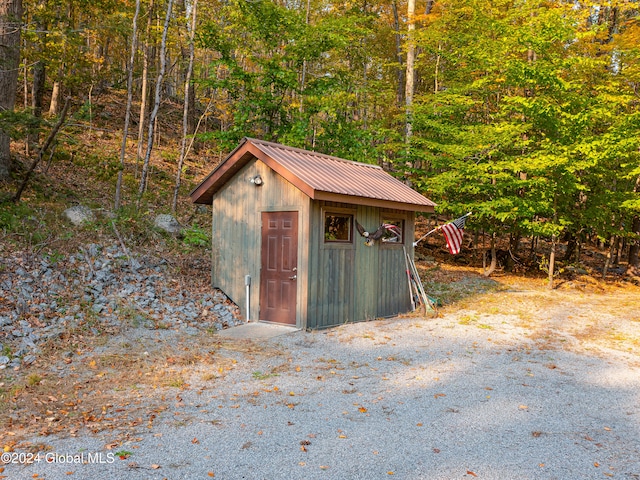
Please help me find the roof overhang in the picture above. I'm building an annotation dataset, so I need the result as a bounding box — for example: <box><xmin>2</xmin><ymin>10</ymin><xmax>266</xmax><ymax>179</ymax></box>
<box><xmin>191</xmin><ymin>138</ymin><xmax>436</xmax><ymax>213</ymax></box>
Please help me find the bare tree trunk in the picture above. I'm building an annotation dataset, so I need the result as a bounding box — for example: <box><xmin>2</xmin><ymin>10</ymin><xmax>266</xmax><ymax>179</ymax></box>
<box><xmin>298</xmin><ymin>0</ymin><xmax>311</xmax><ymax>114</ymax></box>
<box><xmin>48</xmin><ymin>75</ymin><xmax>62</xmax><ymax>116</ymax></box>
<box><xmin>391</xmin><ymin>0</ymin><xmax>403</xmax><ymax>107</ymax></box>
<box><xmin>629</xmin><ymin>177</ymin><xmax>640</xmax><ymax>273</ymax></box>
<box><xmin>138</xmin><ymin>0</ymin><xmax>174</xmax><ymax>201</ymax></box>
<box><xmin>115</xmin><ymin>0</ymin><xmax>141</xmax><ymax>210</ymax></box>
<box><xmin>484</xmin><ymin>233</ymin><xmax>497</xmax><ymax>277</ymax></box>
<box><xmin>136</xmin><ymin>0</ymin><xmax>155</xmax><ymax>173</ymax></box>
<box><xmin>13</xmin><ymin>97</ymin><xmax>70</xmax><ymax>202</ymax></box>
<box><xmin>404</xmin><ymin>0</ymin><xmax>415</xmax><ymax>143</ymax></box>
<box><xmin>172</xmin><ymin>0</ymin><xmax>197</xmax><ymax>213</ymax></box>
<box><xmin>548</xmin><ymin>234</ymin><xmax>557</xmax><ymax>288</ymax></box>
<box><xmin>0</xmin><ymin>0</ymin><xmax>23</xmax><ymax>179</ymax></box>
<box><xmin>602</xmin><ymin>235</ymin><xmax>616</xmax><ymax>279</ymax></box>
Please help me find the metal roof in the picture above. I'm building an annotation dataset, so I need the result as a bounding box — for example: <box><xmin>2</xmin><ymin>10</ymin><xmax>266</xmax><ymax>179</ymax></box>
<box><xmin>190</xmin><ymin>138</ymin><xmax>436</xmax><ymax>212</ymax></box>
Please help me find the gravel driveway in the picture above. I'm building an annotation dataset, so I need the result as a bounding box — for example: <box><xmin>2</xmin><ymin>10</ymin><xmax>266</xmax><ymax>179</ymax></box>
<box><xmin>3</xmin><ymin>289</ymin><xmax>640</xmax><ymax>480</ymax></box>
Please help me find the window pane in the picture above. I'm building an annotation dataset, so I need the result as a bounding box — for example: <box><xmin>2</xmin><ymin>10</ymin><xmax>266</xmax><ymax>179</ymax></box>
<box><xmin>381</xmin><ymin>219</ymin><xmax>403</xmax><ymax>243</ymax></box>
<box><xmin>324</xmin><ymin>214</ymin><xmax>352</xmax><ymax>242</ymax></box>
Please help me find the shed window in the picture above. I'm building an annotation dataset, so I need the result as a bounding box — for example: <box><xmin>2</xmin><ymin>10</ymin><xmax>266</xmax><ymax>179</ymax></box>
<box><xmin>381</xmin><ymin>219</ymin><xmax>404</xmax><ymax>244</ymax></box>
<box><xmin>324</xmin><ymin>213</ymin><xmax>353</xmax><ymax>243</ymax></box>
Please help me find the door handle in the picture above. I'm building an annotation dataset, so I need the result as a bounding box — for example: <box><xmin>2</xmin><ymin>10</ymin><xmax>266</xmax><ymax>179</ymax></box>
<box><xmin>289</xmin><ymin>274</ymin><xmax>297</xmax><ymax>280</ymax></box>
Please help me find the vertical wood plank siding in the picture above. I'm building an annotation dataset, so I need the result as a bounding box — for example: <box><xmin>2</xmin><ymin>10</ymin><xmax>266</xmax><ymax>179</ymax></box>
<box><xmin>306</xmin><ymin>201</ymin><xmax>413</xmax><ymax>329</ymax></box>
<box><xmin>211</xmin><ymin>159</ymin><xmax>309</xmax><ymax>325</ymax></box>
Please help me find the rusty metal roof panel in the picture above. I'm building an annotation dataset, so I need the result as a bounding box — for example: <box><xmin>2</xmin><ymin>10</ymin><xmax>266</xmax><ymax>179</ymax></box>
<box><xmin>191</xmin><ymin>138</ymin><xmax>436</xmax><ymax>210</ymax></box>
<box><xmin>249</xmin><ymin>139</ymin><xmax>436</xmax><ymax>209</ymax></box>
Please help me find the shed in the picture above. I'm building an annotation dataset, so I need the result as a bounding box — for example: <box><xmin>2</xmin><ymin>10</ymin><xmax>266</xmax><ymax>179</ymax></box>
<box><xmin>190</xmin><ymin>138</ymin><xmax>436</xmax><ymax>329</ymax></box>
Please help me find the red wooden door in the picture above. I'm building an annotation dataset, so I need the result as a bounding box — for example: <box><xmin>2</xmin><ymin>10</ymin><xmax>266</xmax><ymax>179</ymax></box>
<box><xmin>260</xmin><ymin>211</ymin><xmax>298</xmax><ymax>325</ymax></box>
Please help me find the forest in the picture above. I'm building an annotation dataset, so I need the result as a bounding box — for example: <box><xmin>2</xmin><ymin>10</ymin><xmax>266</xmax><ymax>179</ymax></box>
<box><xmin>1</xmin><ymin>0</ymin><xmax>639</xmax><ymax>278</ymax></box>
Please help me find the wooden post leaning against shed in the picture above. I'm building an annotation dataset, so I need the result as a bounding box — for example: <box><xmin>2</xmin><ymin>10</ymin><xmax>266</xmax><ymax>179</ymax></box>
<box><xmin>403</xmin><ymin>246</ymin><xmax>416</xmax><ymax>311</ymax></box>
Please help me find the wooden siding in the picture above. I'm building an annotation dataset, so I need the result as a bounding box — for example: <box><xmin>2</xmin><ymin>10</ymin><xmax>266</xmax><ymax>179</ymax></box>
<box><xmin>211</xmin><ymin>159</ymin><xmax>310</xmax><ymax>326</ymax></box>
<box><xmin>377</xmin><ymin>209</ymin><xmax>414</xmax><ymax>317</ymax></box>
<box><xmin>306</xmin><ymin>201</ymin><xmax>413</xmax><ymax>329</ymax></box>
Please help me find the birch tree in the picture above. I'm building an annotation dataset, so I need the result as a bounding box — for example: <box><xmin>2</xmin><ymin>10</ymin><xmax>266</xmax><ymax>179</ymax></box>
<box><xmin>172</xmin><ymin>0</ymin><xmax>197</xmax><ymax>213</ymax></box>
<box><xmin>138</xmin><ymin>0</ymin><xmax>173</xmax><ymax>201</ymax></box>
<box><xmin>115</xmin><ymin>0</ymin><xmax>141</xmax><ymax>210</ymax></box>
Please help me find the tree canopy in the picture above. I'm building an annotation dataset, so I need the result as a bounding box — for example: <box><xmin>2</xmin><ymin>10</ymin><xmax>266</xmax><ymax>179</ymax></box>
<box><xmin>3</xmin><ymin>0</ymin><xmax>640</xmax><ymax>273</ymax></box>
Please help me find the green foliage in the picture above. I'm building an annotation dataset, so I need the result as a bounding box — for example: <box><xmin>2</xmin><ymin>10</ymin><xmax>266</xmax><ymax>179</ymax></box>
<box><xmin>0</xmin><ymin>202</ymin><xmax>34</xmax><ymax>233</ymax></box>
<box><xmin>405</xmin><ymin>0</ymin><xmax>640</xmax><ymax>246</ymax></box>
<box><xmin>182</xmin><ymin>224</ymin><xmax>209</xmax><ymax>248</ymax></box>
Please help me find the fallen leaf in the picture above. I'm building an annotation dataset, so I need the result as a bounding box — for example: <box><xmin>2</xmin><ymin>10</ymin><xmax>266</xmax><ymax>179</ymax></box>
<box><xmin>151</xmin><ymin>464</ymin><xmax>160</xmax><ymax>469</ymax></box>
<box><xmin>358</xmin><ymin>407</ymin><xmax>367</xmax><ymax>413</ymax></box>
<box><xmin>518</xmin><ymin>405</ymin><xmax>528</xmax><ymax>410</ymax></box>
<box><xmin>604</xmin><ymin>427</ymin><xmax>611</xmax><ymax>431</ymax></box>
<box><xmin>319</xmin><ymin>466</ymin><xmax>329</xmax><ymax>470</ymax></box>
<box><xmin>338</xmin><ymin>435</ymin><xmax>347</xmax><ymax>439</ymax></box>
<box><xmin>594</xmin><ymin>462</ymin><xmax>600</xmax><ymax>468</ymax></box>
<box><xmin>300</xmin><ymin>446</ymin><xmax>307</xmax><ymax>452</ymax></box>
<box><xmin>299</xmin><ymin>462</ymin><xmax>306</xmax><ymax>466</ymax></box>
<box><xmin>191</xmin><ymin>438</ymin><xmax>199</xmax><ymax>444</ymax></box>
<box><xmin>434</xmin><ymin>393</ymin><xmax>446</xmax><ymax>399</ymax></box>
<box><xmin>433</xmin><ymin>448</ymin><xmax>440</xmax><ymax>453</ymax></box>
<box><xmin>466</xmin><ymin>471</ymin><xmax>477</xmax><ymax>477</ymax></box>
<box><xmin>417</xmin><ymin>423</ymin><xmax>423</xmax><ymax>427</ymax></box>
<box><xmin>207</xmin><ymin>472</ymin><xmax>215</xmax><ymax>477</ymax></box>
<box><xmin>388</xmin><ymin>472</ymin><xmax>395</xmax><ymax>475</ymax></box>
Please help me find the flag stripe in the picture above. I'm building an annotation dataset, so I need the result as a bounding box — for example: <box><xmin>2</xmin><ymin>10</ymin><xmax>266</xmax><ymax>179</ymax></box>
<box><xmin>441</xmin><ymin>223</ymin><xmax>463</xmax><ymax>254</ymax></box>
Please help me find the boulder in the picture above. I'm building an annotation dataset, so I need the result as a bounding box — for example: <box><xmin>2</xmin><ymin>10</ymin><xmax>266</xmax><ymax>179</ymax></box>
<box><xmin>154</xmin><ymin>214</ymin><xmax>182</xmax><ymax>235</ymax></box>
<box><xmin>63</xmin><ymin>206</ymin><xmax>95</xmax><ymax>226</ymax></box>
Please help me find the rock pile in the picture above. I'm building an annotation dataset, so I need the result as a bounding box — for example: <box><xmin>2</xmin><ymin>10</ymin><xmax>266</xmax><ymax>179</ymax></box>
<box><xmin>0</xmin><ymin>243</ymin><xmax>242</xmax><ymax>369</ymax></box>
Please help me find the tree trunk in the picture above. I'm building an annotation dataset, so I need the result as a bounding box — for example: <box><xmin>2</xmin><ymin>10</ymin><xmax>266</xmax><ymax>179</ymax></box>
<box><xmin>548</xmin><ymin>234</ymin><xmax>557</xmax><ymax>289</ymax></box>
<box><xmin>629</xmin><ymin>214</ymin><xmax>640</xmax><ymax>272</ymax></box>
<box><xmin>404</xmin><ymin>0</ymin><xmax>415</xmax><ymax>143</ymax></box>
<box><xmin>115</xmin><ymin>0</ymin><xmax>141</xmax><ymax>210</ymax></box>
<box><xmin>136</xmin><ymin>0</ymin><xmax>155</xmax><ymax>172</ymax></box>
<box><xmin>172</xmin><ymin>0</ymin><xmax>197</xmax><ymax>213</ymax></box>
<box><xmin>602</xmin><ymin>235</ymin><xmax>616</xmax><ymax>279</ymax></box>
<box><xmin>484</xmin><ymin>234</ymin><xmax>497</xmax><ymax>277</ymax></box>
<box><xmin>628</xmin><ymin>176</ymin><xmax>640</xmax><ymax>273</ymax></box>
<box><xmin>0</xmin><ymin>0</ymin><xmax>23</xmax><ymax>179</ymax></box>
<box><xmin>138</xmin><ymin>0</ymin><xmax>174</xmax><ymax>201</ymax></box>
<box><xmin>13</xmin><ymin>97</ymin><xmax>70</xmax><ymax>202</ymax></box>
<box><xmin>49</xmin><ymin>79</ymin><xmax>62</xmax><ymax>116</ymax></box>
<box><xmin>391</xmin><ymin>0</ymin><xmax>403</xmax><ymax>107</ymax></box>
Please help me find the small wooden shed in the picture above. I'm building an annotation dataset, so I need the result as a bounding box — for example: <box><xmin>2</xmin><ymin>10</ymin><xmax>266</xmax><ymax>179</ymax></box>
<box><xmin>190</xmin><ymin>138</ymin><xmax>436</xmax><ymax>329</ymax></box>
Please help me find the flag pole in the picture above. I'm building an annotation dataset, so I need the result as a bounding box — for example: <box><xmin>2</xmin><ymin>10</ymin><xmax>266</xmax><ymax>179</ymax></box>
<box><xmin>412</xmin><ymin>226</ymin><xmax>441</xmax><ymax>247</ymax></box>
<box><xmin>413</xmin><ymin>212</ymin><xmax>472</xmax><ymax>247</ymax></box>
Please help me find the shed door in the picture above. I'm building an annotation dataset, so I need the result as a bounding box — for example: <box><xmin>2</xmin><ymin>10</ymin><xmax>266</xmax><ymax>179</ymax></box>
<box><xmin>260</xmin><ymin>211</ymin><xmax>298</xmax><ymax>325</ymax></box>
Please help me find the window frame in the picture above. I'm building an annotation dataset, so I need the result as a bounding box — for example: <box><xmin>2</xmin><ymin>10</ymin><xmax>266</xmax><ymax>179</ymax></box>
<box><xmin>322</xmin><ymin>208</ymin><xmax>355</xmax><ymax>247</ymax></box>
<box><xmin>379</xmin><ymin>216</ymin><xmax>406</xmax><ymax>247</ymax></box>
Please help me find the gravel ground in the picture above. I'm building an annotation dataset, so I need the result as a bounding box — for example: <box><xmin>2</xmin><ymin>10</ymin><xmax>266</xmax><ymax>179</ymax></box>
<box><xmin>3</xmin><ymin>305</ymin><xmax>640</xmax><ymax>480</ymax></box>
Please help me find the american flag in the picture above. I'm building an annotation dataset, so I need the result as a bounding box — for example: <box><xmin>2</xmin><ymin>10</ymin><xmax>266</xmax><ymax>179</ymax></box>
<box><xmin>440</xmin><ymin>213</ymin><xmax>470</xmax><ymax>255</ymax></box>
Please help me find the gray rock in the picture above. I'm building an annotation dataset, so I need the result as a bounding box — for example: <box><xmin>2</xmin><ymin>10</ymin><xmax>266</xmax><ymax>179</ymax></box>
<box><xmin>154</xmin><ymin>214</ymin><xmax>182</xmax><ymax>234</ymax></box>
<box><xmin>0</xmin><ymin>316</ymin><xmax>11</xmax><ymax>327</ymax></box>
<box><xmin>92</xmin><ymin>304</ymin><xmax>105</xmax><ymax>314</ymax></box>
<box><xmin>22</xmin><ymin>354</ymin><xmax>36</xmax><ymax>365</ymax></box>
<box><xmin>0</xmin><ymin>356</ymin><xmax>10</xmax><ymax>365</ymax></box>
<box><xmin>63</xmin><ymin>205</ymin><xmax>96</xmax><ymax>226</ymax></box>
